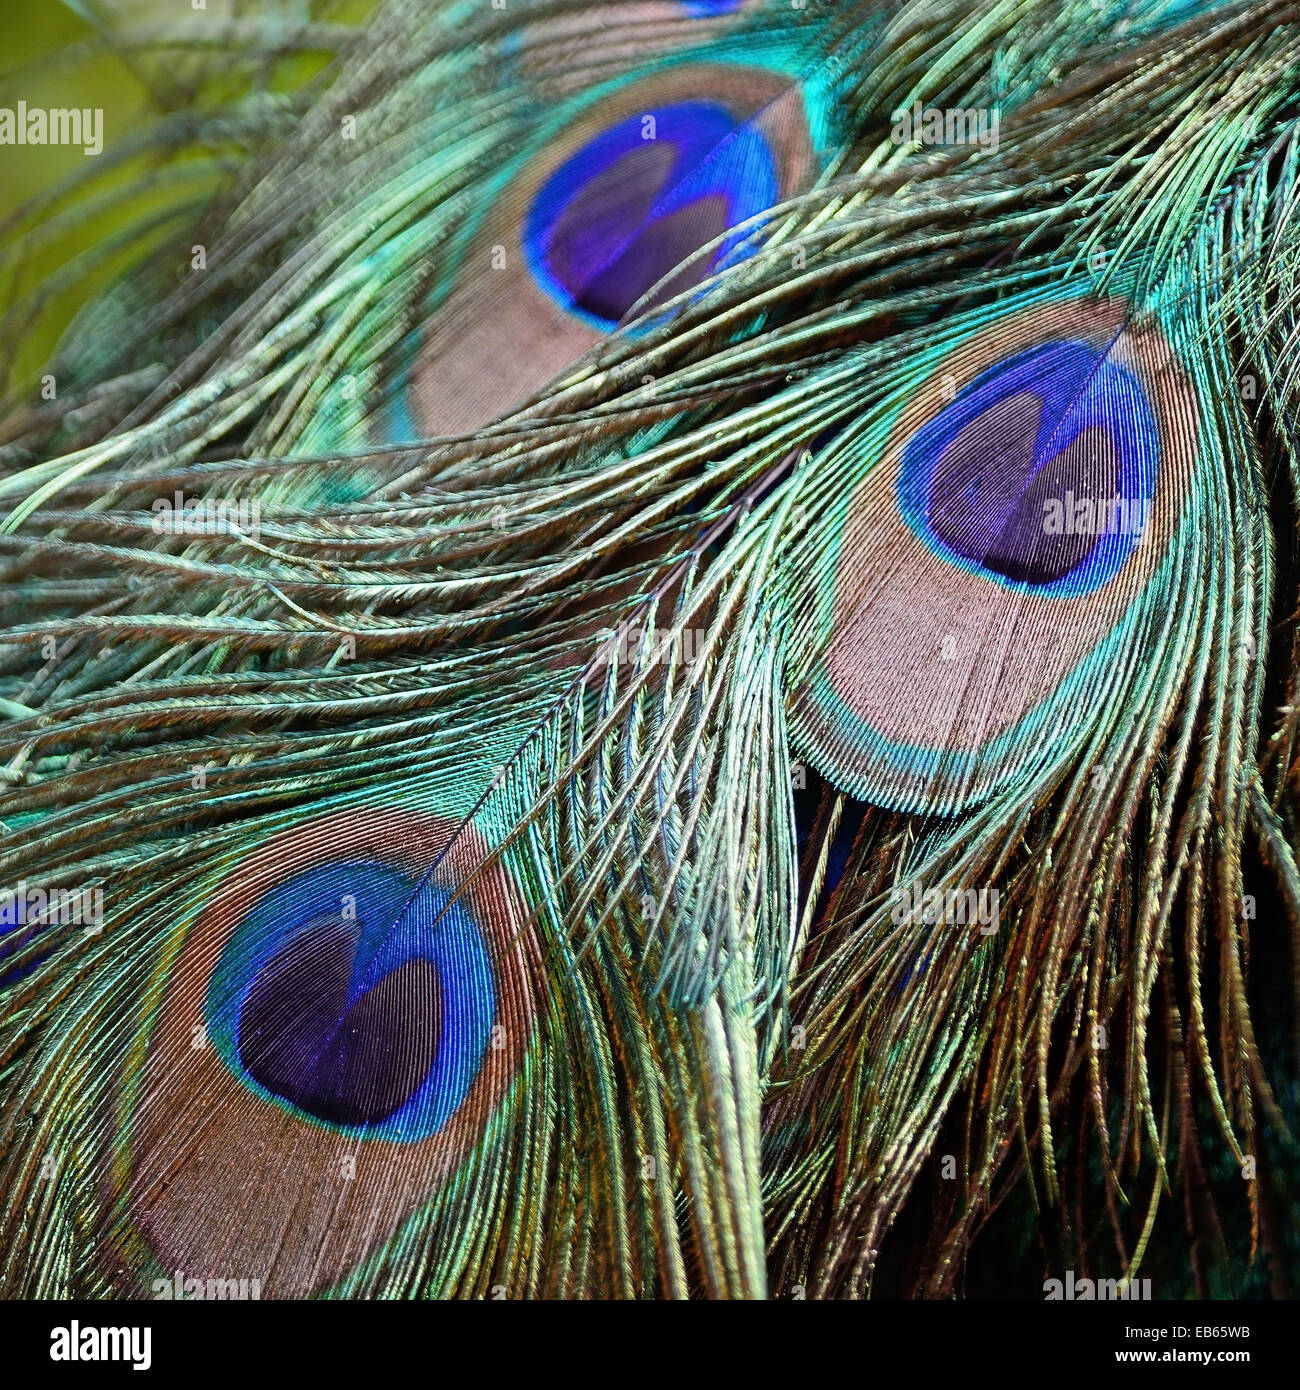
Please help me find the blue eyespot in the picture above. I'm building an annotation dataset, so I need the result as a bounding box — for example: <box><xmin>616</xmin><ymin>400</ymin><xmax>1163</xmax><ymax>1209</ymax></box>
<box><xmin>206</xmin><ymin>861</ymin><xmax>495</xmax><ymax>1140</ymax></box>
<box><xmin>897</xmin><ymin>339</ymin><xmax>1159</xmax><ymax>596</ymax></box>
<box><xmin>524</xmin><ymin>100</ymin><xmax>778</xmax><ymax>329</ymax></box>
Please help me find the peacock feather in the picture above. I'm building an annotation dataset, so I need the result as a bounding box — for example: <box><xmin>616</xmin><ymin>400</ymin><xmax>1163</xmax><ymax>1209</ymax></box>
<box><xmin>0</xmin><ymin>0</ymin><xmax>1297</xmax><ymax>1300</ymax></box>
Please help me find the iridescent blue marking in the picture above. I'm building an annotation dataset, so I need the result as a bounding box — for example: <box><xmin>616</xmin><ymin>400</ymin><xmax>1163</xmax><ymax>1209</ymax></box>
<box><xmin>524</xmin><ymin>100</ymin><xmax>779</xmax><ymax>330</ymax></box>
<box><xmin>896</xmin><ymin>339</ymin><xmax>1159</xmax><ymax>597</ymax></box>
<box><xmin>206</xmin><ymin>861</ymin><xmax>494</xmax><ymax>1141</ymax></box>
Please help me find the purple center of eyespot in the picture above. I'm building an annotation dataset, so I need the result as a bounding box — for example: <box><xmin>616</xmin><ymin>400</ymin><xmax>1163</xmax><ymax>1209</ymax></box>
<box><xmin>897</xmin><ymin>339</ymin><xmax>1160</xmax><ymax>595</ymax></box>
<box><xmin>238</xmin><ymin>918</ymin><xmax>442</xmax><ymax>1127</ymax></box>
<box><xmin>525</xmin><ymin>100</ymin><xmax>779</xmax><ymax>328</ymax></box>
<box><xmin>211</xmin><ymin>861</ymin><xmax>495</xmax><ymax>1139</ymax></box>
<box><xmin>927</xmin><ymin>393</ymin><xmax>1121</xmax><ymax>585</ymax></box>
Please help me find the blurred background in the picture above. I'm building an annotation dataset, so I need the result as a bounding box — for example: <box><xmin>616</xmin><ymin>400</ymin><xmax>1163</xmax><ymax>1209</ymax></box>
<box><xmin>1</xmin><ymin>1</ymin><xmax>370</xmax><ymax>389</ymax></box>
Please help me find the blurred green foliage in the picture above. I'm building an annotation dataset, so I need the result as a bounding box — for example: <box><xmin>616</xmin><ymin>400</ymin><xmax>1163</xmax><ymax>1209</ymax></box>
<box><xmin>0</xmin><ymin>2</ymin><xmax>371</xmax><ymax>393</ymax></box>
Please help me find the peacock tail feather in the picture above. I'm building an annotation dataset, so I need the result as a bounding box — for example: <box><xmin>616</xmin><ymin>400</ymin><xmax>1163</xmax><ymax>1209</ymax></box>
<box><xmin>0</xmin><ymin>0</ymin><xmax>1297</xmax><ymax>1299</ymax></box>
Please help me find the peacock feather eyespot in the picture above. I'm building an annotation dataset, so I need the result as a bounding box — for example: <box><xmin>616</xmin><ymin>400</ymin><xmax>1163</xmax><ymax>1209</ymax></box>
<box><xmin>122</xmin><ymin>810</ymin><xmax>538</xmax><ymax>1296</ymax></box>
<box><xmin>680</xmin><ymin>0</ymin><xmax>749</xmax><ymax>15</ymax></box>
<box><xmin>213</xmin><ymin>862</ymin><xmax>495</xmax><ymax>1137</ymax></box>
<box><xmin>522</xmin><ymin>99</ymin><xmax>780</xmax><ymax>331</ymax></box>
<box><xmin>398</xmin><ymin>60</ymin><xmax>821</xmax><ymax>437</ymax></box>
<box><xmin>896</xmin><ymin>335</ymin><xmax>1160</xmax><ymax>596</ymax></box>
<box><xmin>504</xmin><ymin>3</ymin><xmax>764</xmax><ymax>106</ymax></box>
<box><xmin>790</xmin><ymin>296</ymin><xmax>1199</xmax><ymax>814</ymax></box>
